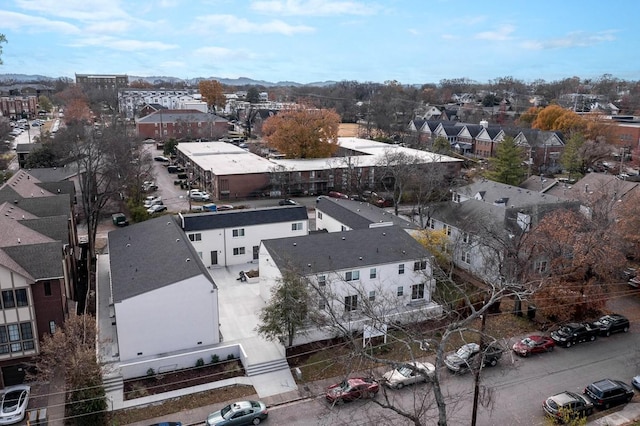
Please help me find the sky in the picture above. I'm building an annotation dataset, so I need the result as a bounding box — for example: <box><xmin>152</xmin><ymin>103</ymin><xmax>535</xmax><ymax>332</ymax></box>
<box><xmin>1</xmin><ymin>0</ymin><xmax>639</xmax><ymax>85</ymax></box>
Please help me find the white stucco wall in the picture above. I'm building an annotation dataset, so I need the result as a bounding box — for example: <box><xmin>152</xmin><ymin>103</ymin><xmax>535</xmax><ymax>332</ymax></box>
<box><xmin>187</xmin><ymin>220</ymin><xmax>308</xmax><ymax>268</ymax></box>
<box><xmin>0</xmin><ymin>266</ymin><xmax>37</xmax><ymax>360</ymax></box>
<box><xmin>115</xmin><ymin>275</ymin><xmax>219</xmax><ymax>362</ymax></box>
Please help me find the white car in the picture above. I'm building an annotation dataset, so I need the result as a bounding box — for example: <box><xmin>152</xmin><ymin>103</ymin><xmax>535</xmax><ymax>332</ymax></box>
<box><xmin>143</xmin><ymin>196</ymin><xmax>162</xmax><ymax>208</ymax></box>
<box><xmin>147</xmin><ymin>204</ymin><xmax>167</xmax><ymax>214</ymax></box>
<box><xmin>189</xmin><ymin>191</ymin><xmax>210</xmax><ymax>202</ymax></box>
<box><xmin>382</xmin><ymin>361</ymin><xmax>435</xmax><ymax>389</ymax></box>
<box><xmin>0</xmin><ymin>385</ymin><xmax>30</xmax><ymax>425</ymax></box>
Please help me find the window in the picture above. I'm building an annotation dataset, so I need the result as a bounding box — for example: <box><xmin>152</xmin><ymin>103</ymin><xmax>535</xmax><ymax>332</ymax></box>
<box><xmin>461</xmin><ymin>251</ymin><xmax>471</xmax><ymax>264</ymax></box>
<box><xmin>2</xmin><ymin>291</ymin><xmax>15</xmax><ymax>309</ymax></box>
<box><xmin>318</xmin><ymin>299</ymin><xmax>326</xmax><ymax>310</ymax></box>
<box><xmin>427</xmin><ymin>218</ymin><xmax>435</xmax><ymax>229</ymax></box>
<box><xmin>49</xmin><ymin>321</ymin><xmax>56</xmax><ymax>335</ymax></box>
<box><xmin>15</xmin><ymin>289</ymin><xmax>28</xmax><ymax>307</ymax></box>
<box><xmin>345</xmin><ymin>270</ymin><xmax>360</xmax><ymax>281</ymax></box>
<box><xmin>444</xmin><ymin>224</ymin><xmax>452</xmax><ymax>236</ymax></box>
<box><xmin>535</xmin><ymin>260</ymin><xmax>549</xmax><ymax>273</ymax></box>
<box><xmin>341</xmin><ymin>225</ymin><xmax>347</xmax><ymax>231</ymax></box>
<box><xmin>253</xmin><ymin>246</ymin><xmax>259</xmax><ymax>260</ymax></box>
<box><xmin>44</xmin><ymin>281</ymin><xmax>52</xmax><ymax>296</ymax></box>
<box><xmin>291</xmin><ymin>222</ymin><xmax>303</xmax><ymax>231</ymax></box>
<box><xmin>232</xmin><ymin>228</ymin><xmax>245</xmax><ymax>237</ymax></box>
<box><xmin>453</xmin><ymin>193</ymin><xmax>461</xmax><ymax>202</ymax></box>
<box><xmin>344</xmin><ymin>295</ymin><xmax>358</xmax><ymax>312</ymax></box>
<box><xmin>462</xmin><ymin>232</ymin><xmax>470</xmax><ymax>244</ymax></box>
<box><xmin>369</xmin><ymin>291</ymin><xmax>376</xmax><ymax>301</ymax></box>
<box><xmin>369</xmin><ymin>268</ymin><xmax>377</xmax><ymax>279</ymax></box>
<box><xmin>398</xmin><ymin>264</ymin><xmax>405</xmax><ymax>275</ymax></box>
<box><xmin>188</xmin><ymin>233</ymin><xmax>201</xmax><ymax>242</ymax></box>
<box><xmin>414</xmin><ymin>260</ymin><xmax>427</xmax><ymax>271</ymax></box>
<box><xmin>317</xmin><ymin>212</ymin><xmax>323</xmax><ymax>219</ymax></box>
<box><xmin>318</xmin><ymin>275</ymin><xmax>326</xmax><ymax>287</ymax></box>
<box><xmin>397</xmin><ymin>286</ymin><xmax>404</xmax><ymax>297</ymax></box>
<box><xmin>233</xmin><ymin>247</ymin><xmax>246</xmax><ymax>256</ymax></box>
<box><xmin>411</xmin><ymin>284</ymin><xmax>425</xmax><ymax>300</ymax></box>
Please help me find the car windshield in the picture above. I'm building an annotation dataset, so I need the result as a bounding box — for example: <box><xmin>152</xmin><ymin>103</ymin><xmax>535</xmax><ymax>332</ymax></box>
<box><xmin>2</xmin><ymin>391</ymin><xmax>23</xmax><ymax>410</ymax></box>
<box><xmin>338</xmin><ymin>381</ymin><xmax>352</xmax><ymax>391</ymax></box>
<box><xmin>456</xmin><ymin>347</ymin><xmax>472</xmax><ymax>358</ymax></box>
<box><xmin>397</xmin><ymin>366</ymin><xmax>413</xmax><ymax>377</ymax></box>
<box><xmin>599</xmin><ymin>316</ymin><xmax>612</xmax><ymax>325</ymax></box>
<box><xmin>521</xmin><ymin>338</ymin><xmax>535</xmax><ymax>347</ymax></box>
<box><xmin>220</xmin><ymin>404</ymin><xmax>232</xmax><ymax>418</ymax></box>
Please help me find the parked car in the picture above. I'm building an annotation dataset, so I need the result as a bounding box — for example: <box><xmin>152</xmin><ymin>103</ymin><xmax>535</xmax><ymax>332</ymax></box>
<box><xmin>382</xmin><ymin>361</ymin><xmax>435</xmax><ymax>389</ymax></box>
<box><xmin>325</xmin><ymin>377</ymin><xmax>379</xmax><ymax>404</ymax></box>
<box><xmin>189</xmin><ymin>191</ymin><xmax>211</xmax><ymax>202</ymax></box>
<box><xmin>543</xmin><ymin>391</ymin><xmax>594</xmax><ymax>422</ymax></box>
<box><xmin>444</xmin><ymin>342</ymin><xmax>503</xmax><ymax>373</ymax></box>
<box><xmin>550</xmin><ymin>323</ymin><xmax>598</xmax><ymax>348</ymax></box>
<box><xmin>512</xmin><ymin>335</ymin><xmax>555</xmax><ymax>357</ymax></box>
<box><xmin>147</xmin><ymin>204</ymin><xmax>167</xmax><ymax>215</ymax></box>
<box><xmin>216</xmin><ymin>204</ymin><xmax>234</xmax><ymax>211</ymax></box>
<box><xmin>142</xmin><ymin>181</ymin><xmax>158</xmax><ymax>192</ymax></box>
<box><xmin>0</xmin><ymin>385</ymin><xmax>30</xmax><ymax>425</ymax></box>
<box><xmin>583</xmin><ymin>379</ymin><xmax>634</xmax><ymax>409</ymax></box>
<box><xmin>144</xmin><ymin>196</ymin><xmax>163</xmax><ymax>208</ymax></box>
<box><xmin>154</xmin><ymin>155</ymin><xmax>170</xmax><ymax>162</ymax></box>
<box><xmin>206</xmin><ymin>400</ymin><xmax>268</xmax><ymax>426</ymax></box>
<box><xmin>591</xmin><ymin>314</ymin><xmax>630</xmax><ymax>336</ymax></box>
<box><xmin>278</xmin><ymin>198</ymin><xmax>297</xmax><ymax>206</ymax></box>
<box><xmin>111</xmin><ymin>213</ymin><xmax>128</xmax><ymax>227</ymax></box>
<box><xmin>632</xmin><ymin>375</ymin><xmax>640</xmax><ymax>391</ymax></box>
<box><xmin>328</xmin><ymin>191</ymin><xmax>349</xmax><ymax>199</ymax></box>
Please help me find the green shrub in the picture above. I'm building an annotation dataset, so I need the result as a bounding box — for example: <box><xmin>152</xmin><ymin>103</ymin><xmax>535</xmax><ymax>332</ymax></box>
<box><xmin>227</xmin><ymin>354</ymin><xmax>235</xmax><ymax>361</ymax></box>
<box><xmin>196</xmin><ymin>358</ymin><xmax>205</xmax><ymax>367</ymax></box>
<box><xmin>211</xmin><ymin>354</ymin><xmax>220</xmax><ymax>364</ymax></box>
<box><xmin>146</xmin><ymin>368</ymin><xmax>155</xmax><ymax>377</ymax></box>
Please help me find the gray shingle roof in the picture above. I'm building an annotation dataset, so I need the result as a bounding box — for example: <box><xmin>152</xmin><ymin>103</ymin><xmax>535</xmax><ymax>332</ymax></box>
<box><xmin>3</xmin><ymin>242</ymin><xmax>64</xmax><ymax>280</ymax></box>
<box><xmin>24</xmin><ymin>166</ymin><xmax>79</xmax><ymax>182</ymax></box>
<box><xmin>19</xmin><ymin>216</ymin><xmax>70</xmax><ymax>245</ymax></box>
<box><xmin>181</xmin><ymin>206</ymin><xmax>308</xmax><ymax>232</ymax></box>
<box><xmin>456</xmin><ymin>179</ymin><xmax>566</xmax><ymax>208</ymax></box>
<box><xmin>316</xmin><ymin>197</ymin><xmax>418</xmax><ymax>231</ymax></box>
<box><xmin>108</xmin><ymin>216</ymin><xmax>215</xmax><ymax>303</ymax></box>
<box><xmin>137</xmin><ymin>109</ymin><xmax>228</xmax><ymax>124</ymax></box>
<box><xmin>0</xmin><ymin>186</ymin><xmax>71</xmax><ymax>218</ymax></box>
<box><xmin>263</xmin><ymin>226</ymin><xmax>429</xmax><ymax>275</ymax></box>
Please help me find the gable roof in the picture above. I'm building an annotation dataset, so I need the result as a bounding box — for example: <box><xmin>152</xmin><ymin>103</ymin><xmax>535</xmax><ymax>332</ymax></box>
<box><xmin>180</xmin><ymin>206</ymin><xmax>308</xmax><ymax>232</ymax></box>
<box><xmin>108</xmin><ymin>216</ymin><xmax>215</xmax><ymax>303</ymax></box>
<box><xmin>316</xmin><ymin>197</ymin><xmax>418</xmax><ymax>231</ymax></box>
<box><xmin>3</xmin><ymin>242</ymin><xmax>64</xmax><ymax>280</ymax></box>
<box><xmin>19</xmin><ymin>216</ymin><xmax>70</xmax><ymax>245</ymax></box>
<box><xmin>137</xmin><ymin>109</ymin><xmax>228</xmax><ymax>124</ymax></box>
<box><xmin>263</xmin><ymin>226</ymin><xmax>429</xmax><ymax>275</ymax></box>
<box><xmin>455</xmin><ymin>179</ymin><xmax>567</xmax><ymax>208</ymax></box>
<box><xmin>23</xmin><ymin>166</ymin><xmax>79</xmax><ymax>182</ymax></box>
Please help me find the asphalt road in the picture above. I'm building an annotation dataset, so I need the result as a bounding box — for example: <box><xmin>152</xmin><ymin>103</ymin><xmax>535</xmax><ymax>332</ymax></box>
<box><xmin>262</xmin><ymin>320</ymin><xmax>640</xmax><ymax>425</ymax></box>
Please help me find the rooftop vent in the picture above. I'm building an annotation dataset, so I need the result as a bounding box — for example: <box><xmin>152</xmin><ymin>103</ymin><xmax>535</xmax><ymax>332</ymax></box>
<box><xmin>186</xmin><ymin>258</ymin><xmax>191</xmax><ymax>262</ymax></box>
<box><xmin>341</xmin><ymin>237</ymin><xmax>346</xmax><ymax>240</ymax></box>
<box><xmin>293</xmin><ymin>242</ymin><xmax>297</xmax><ymax>246</ymax></box>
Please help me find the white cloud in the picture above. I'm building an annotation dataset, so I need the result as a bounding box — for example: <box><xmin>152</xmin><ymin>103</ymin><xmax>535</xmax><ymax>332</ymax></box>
<box><xmin>475</xmin><ymin>24</ymin><xmax>515</xmax><ymax>41</ymax></box>
<box><xmin>250</xmin><ymin>0</ymin><xmax>377</xmax><ymax>16</ymax></box>
<box><xmin>0</xmin><ymin>11</ymin><xmax>80</xmax><ymax>34</ymax></box>
<box><xmin>70</xmin><ymin>36</ymin><xmax>178</xmax><ymax>52</ymax></box>
<box><xmin>194</xmin><ymin>46</ymin><xmax>254</xmax><ymax>61</ymax></box>
<box><xmin>195</xmin><ymin>14</ymin><xmax>314</xmax><ymax>35</ymax></box>
<box><xmin>15</xmin><ymin>0</ymin><xmax>131</xmax><ymax>21</ymax></box>
<box><xmin>521</xmin><ymin>30</ymin><xmax>617</xmax><ymax>50</ymax></box>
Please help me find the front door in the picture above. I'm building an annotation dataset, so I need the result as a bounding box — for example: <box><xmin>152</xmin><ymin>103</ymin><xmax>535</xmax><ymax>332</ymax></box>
<box><xmin>211</xmin><ymin>251</ymin><xmax>218</xmax><ymax>266</ymax></box>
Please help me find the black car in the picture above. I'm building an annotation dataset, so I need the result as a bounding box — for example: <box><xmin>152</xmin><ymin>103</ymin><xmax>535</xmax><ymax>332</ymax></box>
<box><xmin>550</xmin><ymin>323</ymin><xmax>598</xmax><ymax>348</ymax></box>
<box><xmin>583</xmin><ymin>379</ymin><xmax>634</xmax><ymax>409</ymax></box>
<box><xmin>278</xmin><ymin>198</ymin><xmax>297</xmax><ymax>206</ymax></box>
<box><xmin>543</xmin><ymin>391</ymin><xmax>593</xmax><ymax>422</ymax></box>
<box><xmin>591</xmin><ymin>314</ymin><xmax>630</xmax><ymax>337</ymax></box>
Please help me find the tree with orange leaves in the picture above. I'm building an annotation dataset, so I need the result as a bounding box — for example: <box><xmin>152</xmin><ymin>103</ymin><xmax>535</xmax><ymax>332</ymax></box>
<box><xmin>198</xmin><ymin>79</ymin><xmax>226</xmax><ymax>113</ymax></box>
<box><xmin>523</xmin><ymin>208</ymin><xmax>626</xmax><ymax>321</ymax></box>
<box><xmin>263</xmin><ymin>108</ymin><xmax>340</xmax><ymax>159</ymax></box>
<box><xmin>65</xmin><ymin>98</ymin><xmax>93</xmax><ymax>125</ymax></box>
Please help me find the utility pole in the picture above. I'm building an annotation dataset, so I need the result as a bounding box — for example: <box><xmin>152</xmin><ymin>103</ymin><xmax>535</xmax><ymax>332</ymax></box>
<box><xmin>471</xmin><ymin>297</ymin><xmax>488</xmax><ymax>426</ymax></box>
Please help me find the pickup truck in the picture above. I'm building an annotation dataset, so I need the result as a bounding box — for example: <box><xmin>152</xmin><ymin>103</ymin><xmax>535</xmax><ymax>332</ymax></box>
<box><xmin>550</xmin><ymin>322</ymin><xmax>598</xmax><ymax>348</ymax></box>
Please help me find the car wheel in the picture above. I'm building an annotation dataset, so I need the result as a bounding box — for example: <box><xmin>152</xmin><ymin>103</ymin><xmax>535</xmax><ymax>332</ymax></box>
<box><xmin>566</xmin><ymin>341</ymin><xmax>572</xmax><ymax>348</ymax></box>
<box><xmin>488</xmin><ymin>358</ymin><xmax>498</xmax><ymax>367</ymax></box>
<box><xmin>586</xmin><ymin>408</ymin><xmax>593</xmax><ymax>415</ymax></box>
<box><xmin>589</xmin><ymin>335</ymin><xmax>596</xmax><ymax>341</ymax></box>
<box><xmin>624</xmin><ymin>326</ymin><xmax>629</xmax><ymax>333</ymax></box>
<box><xmin>253</xmin><ymin>418</ymin><xmax>262</xmax><ymax>425</ymax></box>
<box><xmin>606</xmin><ymin>330</ymin><xmax>611</xmax><ymax>337</ymax></box>
<box><xmin>547</xmin><ymin>346</ymin><xmax>554</xmax><ymax>352</ymax></box>
<box><xmin>604</xmin><ymin>403</ymin><xmax>610</xmax><ymax>409</ymax></box>
<box><xmin>396</xmin><ymin>383</ymin><xmax>404</xmax><ymax>390</ymax></box>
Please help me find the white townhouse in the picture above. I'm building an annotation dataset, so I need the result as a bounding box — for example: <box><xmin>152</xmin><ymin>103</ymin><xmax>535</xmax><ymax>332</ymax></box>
<box><xmin>106</xmin><ymin>217</ymin><xmax>220</xmax><ymax>365</ymax></box>
<box><xmin>315</xmin><ymin>196</ymin><xmax>420</xmax><ymax>236</ymax></box>
<box><xmin>259</xmin><ymin>226</ymin><xmax>441</xmax><ymax>344</ymax></box>
<box><xmin>178</xmin><ymin>206</ymin><xmax>309</xmax><ymax>268</ymax></box>
<box><xmin>425</xmin><ymin>179</ymin><xmax>580</xmax><ymax>283</ymax></box>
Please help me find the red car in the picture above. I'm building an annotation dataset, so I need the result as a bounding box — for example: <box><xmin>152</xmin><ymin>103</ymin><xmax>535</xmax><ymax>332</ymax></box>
<box><xmin>325</xmin><ymin>377</ymin><xmax>379</xmax><ymax>404</ymax></box>
<box><xmin>512</xmin><ymin>335</ymin><xmax>555</xmax><ymax>357</ymax></box>
<box><xmin>328</xmin><ymin>191</ymin><xmax>349</xmax><ymax>199</ymax></box>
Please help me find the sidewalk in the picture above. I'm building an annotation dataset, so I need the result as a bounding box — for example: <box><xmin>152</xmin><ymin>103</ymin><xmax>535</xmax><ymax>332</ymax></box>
<box><xmin>587</xmin><ymin>403</ymin><xmax>640</xmax><ymax>426</ymax></box>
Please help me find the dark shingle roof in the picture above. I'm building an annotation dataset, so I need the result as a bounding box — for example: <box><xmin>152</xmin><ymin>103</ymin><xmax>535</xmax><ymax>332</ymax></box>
<box><xmin>19</xmin><ymin>216</ymin><xmax>70</xmax><ymax>245</ymax></box>
<box><xmin>316</xmin><ymin>197</ymin><xmax>418</xmax><ymax>231</ymax></box>
<box><xmin>137</xmin><ymin>110</ymin><xmax>228</xmax><ymax>124</ymax></box>
<box><xmin>25</xmin><ymin>166</ymin><xmax>79</xmax><ymax>182</ymax></box>
<box><xmin>181</xmin><ymin>206</ymin><xmax>308</xmax><ymax>232</ymax></box>
<box><xmin>108</xmin><ymin>216</ymin><xmax>215</xmax><ymax>303</ymax></box>
<box><xmin>35</xmin><ymin>181</ymin><xmax>75</xmax><ymax>197</ymax></box>
<box><xmin>3</xmin><ymin>242</ymin><xmax>64</xmax><ymax>280</ymax></box>
<box><xmin>263</xmin><ymin>226</ymin><xmax>429</xmax><ymax>274</ymax></box>
<box><xmin>0</xmin><ymin>188</ymin><xmax>71</xmax><ymax>218</ymax></box>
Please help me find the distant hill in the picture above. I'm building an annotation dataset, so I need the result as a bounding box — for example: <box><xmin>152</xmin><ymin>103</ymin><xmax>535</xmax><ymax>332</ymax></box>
<box><xmin>0</xmin><ymin>73</ymin><xmax>338</xmax><ymax>87</ymax></box>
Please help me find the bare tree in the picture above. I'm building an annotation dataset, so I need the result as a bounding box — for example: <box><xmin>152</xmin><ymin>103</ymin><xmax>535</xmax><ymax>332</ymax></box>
<box><xmin>377</xmin><ymin>149</ymin><xmax>420</xmax><ymax>215</ymax></box>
